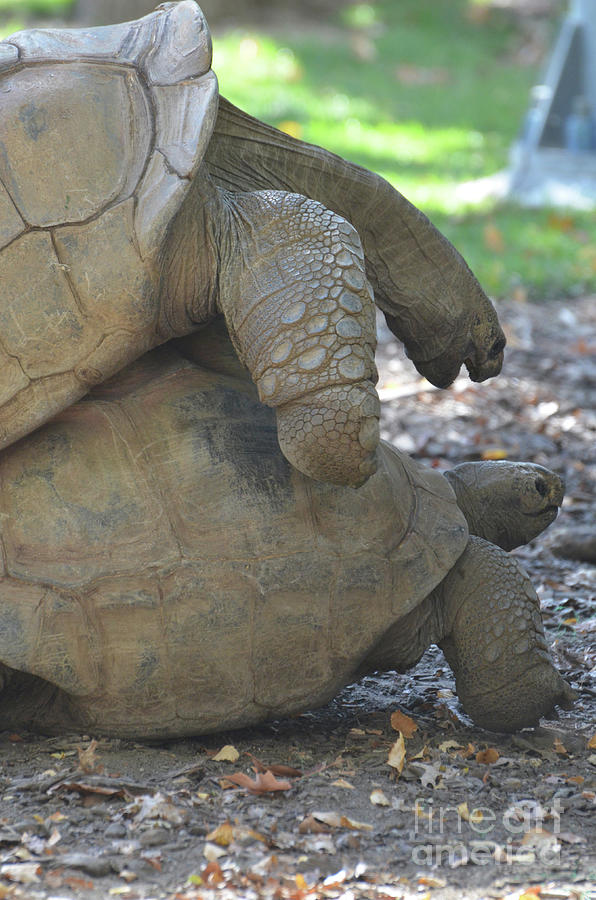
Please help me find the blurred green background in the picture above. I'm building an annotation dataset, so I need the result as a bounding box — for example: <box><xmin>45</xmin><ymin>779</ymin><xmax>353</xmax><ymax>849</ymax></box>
<box><xmin>2</xmin><ymin>0</ymin><xmax>595</xmax><ymax>300</ymax></box>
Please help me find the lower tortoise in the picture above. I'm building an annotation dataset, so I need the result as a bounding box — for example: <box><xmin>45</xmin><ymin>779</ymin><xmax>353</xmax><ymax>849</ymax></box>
<box><xmin>0</xmin><ymin>325</ymin><xmax>572</xmax><ymax>738</ymax></box>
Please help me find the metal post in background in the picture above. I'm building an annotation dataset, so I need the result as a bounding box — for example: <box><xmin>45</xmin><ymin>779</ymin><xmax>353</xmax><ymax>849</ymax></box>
<box><xmin>509</xmin><ymin>0</ymin><xmax>596</xmax><ymax>206</ymax></box>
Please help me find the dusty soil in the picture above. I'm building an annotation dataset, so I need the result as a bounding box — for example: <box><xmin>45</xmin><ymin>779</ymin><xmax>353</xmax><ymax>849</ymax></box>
<box><xmin>0</xmin><ymin>297</ymin><xmax>594</xmax><ymax>900</ymax></box>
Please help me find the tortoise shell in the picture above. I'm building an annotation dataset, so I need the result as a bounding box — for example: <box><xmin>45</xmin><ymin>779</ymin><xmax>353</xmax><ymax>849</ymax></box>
<box><xmin>0</xmin><ymin>1</ymin><xmax>217</xmax><ymax>449</ymax></box>
<box><xmin>0</xmin><ymin>329</ymin><xmax>467</xmax><ymax>737</ymax></box>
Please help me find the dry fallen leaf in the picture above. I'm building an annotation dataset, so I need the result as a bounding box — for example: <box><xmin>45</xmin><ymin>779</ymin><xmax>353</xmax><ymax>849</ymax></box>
<box><xmin>587</xmin><ymin>733</ymin><xmax>596</xmax><ymax>750</ymax></box>
<box><xmin>220</xmin><ymin>770</ymin><xmax>292</xmax><ymax>794</ymax></box>
<box><xmin>212</xmin><ymin>744</ymin><xmax>239</xmax><ymax>763</ymax></box>
<box><xmin>409</xmin><ymin>744</ymin><xmax>430</xmax><ymax>760</ymax></box>
<box><xmin>135</xmin><ymin>792</ymin><xmax>190</xmax><ymax>826</ymax></box>
<box><xmin>390</xmin><ymin>709</ymin><xmax>418</xmax><ymax>738</ymax></box>
<box><xmin>566</xmin><ymin>775</ymin><xmax>584</xmax><ymax>785</ymax></box>
<box><xmin>246</xmin><ymin>753</ymin><xmax>302</xmax><ymax>777</ymax></box>
<box><xmin>387</xmin><ymin>733</ymin><xmax>406</xmax><ymax>776</ymax></box>
<box><xmin>202</xmin><ymin>860</ymin><xmax>225</xmax><ymax>885</ymax></box>
<box><xmin>298</xmin><ymin>814</ymin><xmax>331</xmax><ymax>835</ymax></box>
<box><xmin>0</xmin><ymin>863</ymin><xmax>41</xmax><ymax>884</ymax></box>
<box><xmin>459</xmin><ymin>742</ymin><xmax>477</xmax><ymax>759</ymax></box>
<box><xmin>206</xmin><ymin>822</ymin><xmax>234</xmax><ymax>847</ymax></box>
<box><xmin>119</xmin><ymin>870</ymin><xmax>138</xmax><ymax>883</ymax></box>
<box><xmin>418</xmin><ymin>875</ymin><xmax>447</xmax><ymax>888</ymax></box>
<box><xmin>76</xmin><ymin>739</ymin><xmax>103</xmax><ymax>775</ymax></box>
<box><xmin>553</xmin><ymin>737</ymin><xmax>568</xmax><ymax>756</ymax></box>
<box><xmin>310</xmin><ymin>811</ymin><xmax>372</xmax><ymax>831</ymax></box>
<box><xmin>521</xmin><ymin>828</ymin><xmax>560</xmax><ymax>850</ymax></box>
<box><xmin>50</xmin><ymin>780</ymin><xmax>130</xmax><ymax>801</ymax></box>
<box><xmin>370</xmin><ymin>789</ymin><xmax>390</xmax><ymax>807</ymax></box>
<box><xmin>476</xmin><ymin>747</ymin><xmax>499</xmax><ymax>765</ymax></box>
<box><xmin>331</xmin><ymin>778</ymin><xmax>355</xmax><ymax>790</ymax></box>
<box><xmin>457</xmin><ymin>802</ymin><xmax>483</xmax><ymax>825</ymax></box>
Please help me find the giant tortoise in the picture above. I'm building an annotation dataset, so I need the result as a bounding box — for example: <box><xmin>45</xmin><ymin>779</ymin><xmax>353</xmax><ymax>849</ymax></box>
<box><xmin>0</xmin><ymin>1</ymin><xmax>505</xmax><ymax>487</ymax></box>
<box><xmin>0</xmin><ymin>325</ymin><xmax>571</xmax><ymax>739</ymax></box>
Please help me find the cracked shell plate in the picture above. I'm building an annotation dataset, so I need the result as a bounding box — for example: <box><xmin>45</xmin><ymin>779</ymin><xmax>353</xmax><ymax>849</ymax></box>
<box><xmin>0</xmin><ymin>0</ymin><xmax>218</xmax><ymax>451</ymax></box>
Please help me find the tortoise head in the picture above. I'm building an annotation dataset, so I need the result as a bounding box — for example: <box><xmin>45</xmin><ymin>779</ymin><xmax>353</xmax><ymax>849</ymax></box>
<box><xmin>446</xmin><ymin>460</ymin><xmax>565</xmax><ymax>551</ymax></box>
<box><xmin>408</xmin><ymin>288</ymin><xmax>506</xmax><ymax>389</ymax></box>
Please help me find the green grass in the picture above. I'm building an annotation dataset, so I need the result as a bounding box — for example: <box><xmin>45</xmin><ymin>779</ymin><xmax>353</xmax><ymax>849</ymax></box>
<box><xmin>1</xmin><ymin>0</ymin><xmax>594</xmax><ymax>298</ymax></box>
<box><xmin>0</xmin><ymin>0</ymin><xmax>71</xmax><ymax>16</ymax></box>
<box><xmin>212</xmin><ymin>0</ymin><xmax>595</xmax><ymax>299</ymax></box>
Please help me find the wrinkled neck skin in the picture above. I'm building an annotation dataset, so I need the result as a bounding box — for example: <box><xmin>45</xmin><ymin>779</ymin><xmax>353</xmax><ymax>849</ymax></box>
<box><xmin>157</xmin><ymin>164</ymin><xmax>229</xmax><ymax>340</ymax></box>
<box><xmin>206</xmin><ymin>98</ymin><xmax>505</xmax><ymax>387</ymax></box>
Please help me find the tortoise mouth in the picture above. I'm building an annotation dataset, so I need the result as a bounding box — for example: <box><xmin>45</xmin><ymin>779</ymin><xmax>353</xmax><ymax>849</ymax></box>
<box><xmin>526</xmin><ymin>504</ymin><xmax>560</xmax><ymax>519</ymax></box>
<box><xmin>464</xmin><ymin>353</ymin><xmax>504</xmax><ymax>383</ymax></box>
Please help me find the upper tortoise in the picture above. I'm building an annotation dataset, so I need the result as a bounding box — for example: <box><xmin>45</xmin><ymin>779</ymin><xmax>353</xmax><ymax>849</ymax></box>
<box><xmin>0</xmin><ymin>325</ymin><xmax>571</xmax><ymax>739</ymax></box>
<box><xmin>0</xmin><ymin>1</ymin><xmax>505</xmax><ymax>487</ymax></box>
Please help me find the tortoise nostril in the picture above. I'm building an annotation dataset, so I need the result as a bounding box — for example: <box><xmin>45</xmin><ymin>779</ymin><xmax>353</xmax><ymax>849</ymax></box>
<box><xmin>489</xmin><ymin>336</ymin><xmax>506</xmax><ymax>360</ymax></box>
<box><xmin>535</xmin><ymin>476</ymin><xmax>548</xmax><ymax>497</ymax></box>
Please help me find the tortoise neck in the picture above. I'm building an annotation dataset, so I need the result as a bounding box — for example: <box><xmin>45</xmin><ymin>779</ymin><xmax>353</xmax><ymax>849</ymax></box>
<box><xmin>157</xmin><ymin>164</ymin><xmax>230</xmax><ymax>339</ymax></box>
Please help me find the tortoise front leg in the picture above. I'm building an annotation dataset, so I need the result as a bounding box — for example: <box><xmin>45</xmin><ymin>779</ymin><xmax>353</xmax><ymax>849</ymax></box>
<box><xmin>361</xmin><ymin>536</ymin><xmax>574</xmax><ymax>732</ymax></box>
<box><xmin>436</xmin><ymin>536</ymin><xmax>574</xmax><ymax>732</ymax></box>
<box><xmin>217</xmin><ymin>189</ymin><xmax>380</xmax><ymax>487</ymax></box>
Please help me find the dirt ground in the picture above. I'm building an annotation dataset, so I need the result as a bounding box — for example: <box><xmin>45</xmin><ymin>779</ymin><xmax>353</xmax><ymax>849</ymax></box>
<box><xmin>0</xmin><ymin>296</ymin><xmax>593</xmax><ymax>900</ymax></box>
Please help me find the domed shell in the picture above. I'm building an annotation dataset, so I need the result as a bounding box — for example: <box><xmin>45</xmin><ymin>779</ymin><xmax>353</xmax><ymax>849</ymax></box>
<box><xmin>0</xmin><ymin>1</ymin><xmax>217</xmax><ymax>451</ymax></box>
<box><xmin>0</xmin><ymin>340</ymin><xmax>468</xmax><ymax>737</ymax></box>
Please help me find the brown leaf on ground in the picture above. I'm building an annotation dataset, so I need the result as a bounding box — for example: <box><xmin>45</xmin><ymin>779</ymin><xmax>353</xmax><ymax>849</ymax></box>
<box><xmin>310</xmin><ymin>811</ymin><xmax>373</xmax><ymax>831</ymax></box>
<box><xmin>476</xmin><ymin>747</ymin><xmax>500</xmax><ymax>765</ymax></box>
<box><xmin>298</xmin><ymin>814</ymin><xmax>332</xmax><ymax>834</ymax></box>
<box><xmin>219</xmin><ymin>770</ymin><xmax>292</xmax><ymax>794</ymax></box>
<box><xmin>245</xmin><ymin>753</ymin><xmax>303</xmax><ymax>777</ymax></box>
<box><xmin>212</xmin><ymin>744</ymin><xmax>239</xmax><ymax>763</ymax></box>
<box><xmin>370</xmin><ymin>789</ymin><xmax>390</xmax><ymax>807</ymax></box>
<box><xmin>387</xmin><ymin>733</ymin><xmax>406</xmax><ymax>776</ymax></box>
<box><xmin>135</xmin><ymin>792</ymin><xmax>190</xmax><ymax>826</ymax></box>
<box><xmin>390</xmin><ymin>709</ymin><xmax>418</xmax><ymax>738</ymax></box>
<box><xmin>49</xmin><ymin>781</ymin><xmax>131</xmax><ymax>801</ymax></box>
<box><xmin>206</xmin><ymin>822</ymin><xmax>234</xmax><ymax>847</ymax></box>
<box><xmin>457</xmin><ymin>742</ymin><xmax>477</xmax><ymax>759</ymax></box>
<box><xmin>0</xmin><ymin>863</ymin><xmax>41</xmax><ymax>884</ymax></box>
<box><xmin>76</xmin><ymin>739</ymin><xmax>103</xmax><ymax>775</ymax></box>
<box><xmin>201</xmin><ymin>860</ymin><xmax>224</xmax><ymax>885</ymax></box>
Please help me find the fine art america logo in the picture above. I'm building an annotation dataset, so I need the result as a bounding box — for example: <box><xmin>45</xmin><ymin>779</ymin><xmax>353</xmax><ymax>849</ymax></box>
<box><xmin>410</xmin><ymin>798</ymin><xmax>564</xmax><ymax>867</ymax></box>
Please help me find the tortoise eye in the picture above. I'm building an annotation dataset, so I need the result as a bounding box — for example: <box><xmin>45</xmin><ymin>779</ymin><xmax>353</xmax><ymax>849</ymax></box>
<box><xmin>489</xmin><ymin>336</ymin><xmax>506</xmax><ymax>359</ymax></box>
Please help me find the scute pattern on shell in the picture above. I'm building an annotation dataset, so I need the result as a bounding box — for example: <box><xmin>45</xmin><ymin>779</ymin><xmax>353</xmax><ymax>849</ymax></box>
<box><xmin>0</xmin><ymin>1</ymin><xmax>217</xmax><ymax>451</ymax></box>
<box><xmin>0</xmin><ymin>340</ymin><xmax>467</xmax><ymax>737</ymax></box>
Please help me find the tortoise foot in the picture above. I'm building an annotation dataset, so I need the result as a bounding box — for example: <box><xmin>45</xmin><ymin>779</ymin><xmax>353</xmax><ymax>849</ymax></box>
<box><xmin>437</xmin><ymin>535</ymin><xmax>575</xmax><ymax>732</ymax></box>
